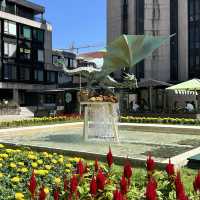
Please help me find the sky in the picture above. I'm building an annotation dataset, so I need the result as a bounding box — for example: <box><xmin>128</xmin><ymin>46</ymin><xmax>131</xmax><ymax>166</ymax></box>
<box><xmin>31</xmin><ymin>0</ymin><xmax>106</xmax><ymax>53</ymax></box>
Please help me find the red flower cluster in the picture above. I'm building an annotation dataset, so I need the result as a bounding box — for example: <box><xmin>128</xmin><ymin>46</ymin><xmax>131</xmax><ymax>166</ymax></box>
<box><xmin>123</xmin><ymin>159</ymin><xmax>132</xmax><ymax>186</ymax></box>
<box><xmin>165</xmin><ymin>159</ymin><xmax>175</xmax><ymax>177</ymax></box>
<box><xmin>77</xmin><ymin>159</ymin><xmax>84</xmax><ymax>177</ymax></box>
<box><xmin>96</xmin><ymin>169</ymin><xmax>106</xmax><ymax>190</ymax></box>
<box><xmin>113</xmin><ymin>188</ymin><xmax>124</xmax><ymax>200</ymax></box>
<box><xmin>120</xmin><ymin>176</ymin><xmax>128</xmax><ymax>195</ymax></box>
<box><xmin>146</xmin><ymin>154</ymin><xmax>155</xmax><ymax>173</ymax></box>
<box><xmin>94</xmin><ymin>159</ymin><xmax>99</xmax><ymax>172</ymax></box>
<box><xmin>175</xmin><ymin>172</ymin><xmax>189</xmax><ymax>200</ymax></box>
<box><xmin>28</xmin><ymin>171</ymin><xmax>37</xmax><ymax>198</ymax></box>
<box><xmin>107</xmin><ymin>146</ymin><xmax>113</xmax><ymax>168</ymax></box>
<box><xmin>146</xmin><ymin>178</ymin><xmax>157</xmax><ymax>200</ymax></box>
<box><xmin>90</xmin><ymin>176</ymin><xmax>97</xmax><ymax>196</ymax></box>
<box><xmin>38</xmin><ymin>185</ymin><xmax>46</xmax><ymax>200</ymax></box>
<box><xmin>53</xmin><ymin>187</ymin><xmax>59</xmax><ymax>200</ymax></box>
<box><xmin>193</xmin><ymin>171</ymin><xmax>200</xmax><ymax>192</ymax></box>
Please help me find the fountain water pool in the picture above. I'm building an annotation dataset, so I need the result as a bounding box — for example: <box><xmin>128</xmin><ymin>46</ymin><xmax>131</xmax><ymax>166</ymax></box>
<box><xmin>81</xmin><ymin>102</ymin><xmax>119</xmax><ymax>142</ymax></box>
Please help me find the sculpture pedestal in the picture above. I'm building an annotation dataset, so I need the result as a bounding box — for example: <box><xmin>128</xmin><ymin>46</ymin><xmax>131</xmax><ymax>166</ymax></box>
<box><xmin>81</xmin><ymin>102</ymin><xmax>119</xmax><ymax>142</ymax></box>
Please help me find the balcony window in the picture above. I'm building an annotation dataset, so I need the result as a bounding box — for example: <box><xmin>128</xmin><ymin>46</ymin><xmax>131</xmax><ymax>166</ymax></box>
<box><xmin>3</xmin><ymin>64</ymin><xmax>17</xmax><ymax>80</ymax></box>
<box><xmin>4</xmin><ymin>42</ymin><xmax>16</xmax><ymax>57</ymax></box>
<box><xmin>19</xmin><ymin>40</ymin><xmax>31</xmax><ymax>60</ymax></box>
<box><xmin>47</xmin><ymin>71</ymin><xmax>56</xmax><ymax>83</ymax></box>
<box><xmin>20</xmin><ymin>25</ymin><xmax>31</xmax><ymax>40</ymax></box>
<box><xmin>19</xmin><ymin>67</ymin><xmax>30</xmax><ymax>81</ymax></box>
<box><xmin>38</xmin><ymin>49</ymin><xmax>44</xmax><ymax>62</ymax></box>
<box><xmin>4</xmin><ymin>20</ymin><xmax>16</xmax><ymax>36</ymax></box>
<box><xmin>34</xmin><ymin>69</ymin><xmax>44</xmax><ymax>81</ymax></box>
<box><xmin>33</xmin><ymin>29</ymin><xmax>44</xmax><ymax>42</ymax></box>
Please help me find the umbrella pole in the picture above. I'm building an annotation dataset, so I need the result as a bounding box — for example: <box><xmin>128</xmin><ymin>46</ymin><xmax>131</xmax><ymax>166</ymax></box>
<box><xmin>149</xmin><ymin>86</ymin><xmax>153</xmax><ymax>112</ymax></box>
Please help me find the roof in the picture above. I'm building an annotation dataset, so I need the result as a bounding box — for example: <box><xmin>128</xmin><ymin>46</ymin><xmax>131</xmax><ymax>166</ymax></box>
<box><xmin>166</xmin><ymin>79</ymin><xmax>200</xmax><ymax>91</ymax></box>
<box><xmin>138</xmin><ymin>79</ymin><xmax>172</xmax><ymax>88</ymax></box>
<box><xmin>8</xmin><ymin>0</ymin><xmax>45</xmax><ymax>14</ymax></box>
<box><xmin>80</xmin><ymin>51</ymin><xmax>106</xmax><ymax>59</ymax></box>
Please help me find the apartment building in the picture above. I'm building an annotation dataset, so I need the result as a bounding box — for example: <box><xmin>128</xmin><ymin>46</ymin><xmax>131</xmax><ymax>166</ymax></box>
<box><xmin>0</xmin><ymin>0</ymin><xmax>58</xmax><ymax>109</ymax></box>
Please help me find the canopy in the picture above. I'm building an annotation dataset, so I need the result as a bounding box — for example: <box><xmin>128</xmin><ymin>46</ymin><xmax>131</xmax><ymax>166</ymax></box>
<box><xmin>166</xmin><ymin>79</ymin><xmax>200</xmax><ymax>91</ymax></box>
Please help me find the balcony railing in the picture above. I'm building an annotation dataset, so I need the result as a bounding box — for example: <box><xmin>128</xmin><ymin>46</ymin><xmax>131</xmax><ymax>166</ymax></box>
<box><xmin>0</xmin><ymin>6</ymin><xmax>47</xmax><ymax>24</ymax></box>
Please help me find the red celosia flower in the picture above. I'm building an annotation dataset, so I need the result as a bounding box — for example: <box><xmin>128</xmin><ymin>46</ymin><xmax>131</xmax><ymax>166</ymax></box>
<box><xmin>63</xmin><ymin>175</ymin><xmax>68</xmax><ymax>192</ymax></box>
<box><xmin>28</xmin><ymin>171</ymin><xmax>37</xmax><ymax>198</ymax></box>
<box><xmin>123</xmin><ymin>159</ymin><xmax>132</xmax><ymax>186</ymax></box>
<box><xmin>113</xmin><ymin>188</ymin><xmax>124</xmax><ymax>200</ymax></box>
<box><xmin>145</xmin><ymin>178</ymin><xmax>157</xmax><ymax>200</ymax></box>
<box><xmin>146</xmin><ymin>154</ymin><xmax>155</xmax><ymax>172</ymax></box>
<box><xmin>96</xmin><ymin>169</ymin><xmax>106</xmax><ymax>190</ymax></box>
<box><xmin>94</xmin><ymin>159</ymin><xmax>99</xmax><ymax>172</ymax></box>
<box><xmin>107</xmin><ymin>146</ymin><xmax>113</xmax><ymax>168</ymax></box>
<box><xmin>77</xmin><ymin>159</ymin><xmax>84</xmax><ymax>177</ymax></box>
<box><xmin>53</xmin><ymin>187</ymin><xmax>59</xmax><ymax>200</ymax></box>
<box><xmin>193</xmin><ymin>171</ymin><xmax>200</xmax><ymax>192</ymax></box>
<box><xmin>120</xmin><ymin>176</ymin><xmax>128</xmax><ymax>195</ymax></box>
<box><xmin>39</xmin><ymin>185</ymin><xmax>46</xmax><ymax>200</ymax></box>
<box><xmin>165</xmin><ymin>159</ymin><xmax>175</xmax><ymax>176</ymax></box>
<box><xmin>70</xmin><ymin>175</ymin><xmax>78</xmax><ymax>194</ymax></box>
<box><xmin>175</xmin><ymin>172</ymin><xmax>189</xmax><ymax>200</ymax></box>
<box><xmin>90</xmin><ymin>176</ymin><xmax>97</xmax><ymax>196</ymax></box>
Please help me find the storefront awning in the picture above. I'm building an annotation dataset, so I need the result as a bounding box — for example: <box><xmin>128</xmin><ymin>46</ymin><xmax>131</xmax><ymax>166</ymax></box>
<box><xmin>138</xmin><ymin>79</ymin><xmax>172</xmax><ymax>88</ymax></box>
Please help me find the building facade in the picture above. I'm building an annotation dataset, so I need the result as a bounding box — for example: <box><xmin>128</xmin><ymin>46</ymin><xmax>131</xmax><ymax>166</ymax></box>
<box><xmin>107</xmin><ymin>0</ymin><xmax>191</xmax><ymax>83</ymax></box>
<box><xmin>0</xmin><ymin>0</ymin><xmax>58</xmax><ymax>108</ymax></box>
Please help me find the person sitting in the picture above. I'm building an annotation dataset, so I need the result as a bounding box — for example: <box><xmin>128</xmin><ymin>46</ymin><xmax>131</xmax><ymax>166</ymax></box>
<box><xmin>132</xmin><ymin>102</ymin><xmax>139</xmax><ymax>112</ymax></box>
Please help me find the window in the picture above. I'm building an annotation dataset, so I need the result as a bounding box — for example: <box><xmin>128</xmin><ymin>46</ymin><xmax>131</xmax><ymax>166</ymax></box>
<box><xmin>47</xmin><ymin>71</ymin><xmax>56</xmax><ymax>83</ymax></box>
<box><xmin>45</xmin><ymin>95</ymin><xmax>56</xmax><ymax>104</ymax></box>
<box><xmin>3</xmin><ymin>64</ymin><xmax>17</xmax><ymax>80</ymax></box>
<box><xmin>19</xmin><ymin>67</ymin><xmax>30</xmax><ymax>81</ymax></box>
<box><xmin>38</xmin><ymin>49</ymin><xmax>44</xmax><ymax>62</ymax></box>
<box><xmin>4</xmin><ymin>42</ymin><xmax>16</xmax><ymax>57</ymax></box>
<box><xmin>20</xmin><ymin>25</ymin><xmax>31</xmax><ymax>40</ymax></box>
<box><xmin>4</xmin><ymin>20</ymin><xmax>16</xmax><ymax>36</ymax></box>
<box><xmin>33</xmin><ymin>29</ymin><xmax>44</xmax><ymax>42</ymax></box>
<box><xmin>34</xmin><ymin>70</ymin><xmax>44</xmax><ymax>81</ymax></box>
<box><xmin>19</xmin><ymin>40</ymin><xmax>31</xmax><ymax>60</ymax></box>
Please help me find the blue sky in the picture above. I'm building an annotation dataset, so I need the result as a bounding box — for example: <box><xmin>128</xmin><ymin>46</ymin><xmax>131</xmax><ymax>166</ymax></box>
<box><xmin>31</xmin><ymin>0</ymin><xmax>106</xmax><ymax>53</ymax></box>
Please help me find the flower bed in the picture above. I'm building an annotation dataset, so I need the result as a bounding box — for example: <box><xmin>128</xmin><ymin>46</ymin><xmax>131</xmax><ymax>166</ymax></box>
<box><xmin>0</xmin><ymin>144</ymin><xmax>199</xmax><ymax>199</ymax></box>
<box><xmin>120</xmin><ymin>116</ymin><xmax>200</xmax><ymax>126</ymax></box>
<box><xmin>0</xmin><ymin>114</ymin><xmax>82</xmax><ymax>129</ymax></box>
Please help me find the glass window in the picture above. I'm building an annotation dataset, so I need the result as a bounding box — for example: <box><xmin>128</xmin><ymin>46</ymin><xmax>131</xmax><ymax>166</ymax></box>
<box><xmin>19</xmin><ymin>40</ymin><xmax>31</xmax><ymax>60</ymax></box>
<box><xmin>38</xmin><ymin>49</ymin><xmax>44</xmax><ymax>62</ymax></box>
<box><xmin>4</xmin><ymin>42</ymin><xmax>16</xmax><ymax>57</ymax></box>
<box><xmin>23</xmin><ymin>26</ymin><xmax>31</xmax><ymax>40</ymax></box>
<box><xmin>33</xmin><ymin>29</ymin><xmax>44</xmax><ymax>42</ymax></box>
<box><xmin>3</xmin><ymin>64</ymin><xmax>17</xmax><ymax>80</ymax></box>
<box><xmin>4</xmin><ymin>20</ymin><xmax>16</xmax><ymax>36</ymax></box>
<box><xmin>47</xmin><ymin>71</ymin><xmax>56</xmax><ymax>83</ymax></box>
<box><xmin>34</xmin><ymin>70</ymin><xmax>44</xmax><ymax>81</ymax></box>
<box><xmin>19</xmin><ymin>67</ymin><xmax>30</xmax><ymax>81</ymax></box>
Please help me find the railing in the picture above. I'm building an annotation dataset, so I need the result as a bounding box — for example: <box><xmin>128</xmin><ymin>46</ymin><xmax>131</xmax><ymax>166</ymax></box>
<box><xmin>0</xmin><ymin>6</ymin><xmax>48</xmax><ymax>24</ymax></box>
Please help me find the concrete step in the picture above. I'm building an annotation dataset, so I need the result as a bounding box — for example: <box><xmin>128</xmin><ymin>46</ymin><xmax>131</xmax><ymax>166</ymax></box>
<box><xmin>20</xmin><ymin>107</ymin><xmax>34</xmax><ymax>117</ymax></box>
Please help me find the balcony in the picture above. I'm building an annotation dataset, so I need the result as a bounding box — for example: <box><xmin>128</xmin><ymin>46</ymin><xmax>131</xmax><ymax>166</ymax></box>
<box><xmin>0</xmin><ymin>6</ymin><xmax>47</xmax><ymax>24</ymax></box>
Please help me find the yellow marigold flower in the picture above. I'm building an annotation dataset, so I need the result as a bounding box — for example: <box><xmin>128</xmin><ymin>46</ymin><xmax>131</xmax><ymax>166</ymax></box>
<box><xmin>45</xmin><ymin>165</ymin><xmax>51</xmax><ymax>170</ymax></box>
<box><xmin>0</xmin><ymin>144</ymin><xmax>4</xmax><ymax>148</ymax></box>
<box><xmin>58</xmin><ymin>157</ymin><xmax>64</xmax><ymax>164</ymax></box>
<box><xmin>11</xmin><ymin>176</ymin><xmax>20</xmax><ymax>183</ymax></box>
<box><xmin>18</xmin><ymin>162</ymin><xmax>24</xmax><ymax>166</ymax></box>
<box><xmin>28</xmin><ymin>154</ymin><xmax>37</xmax><ymax>160</ymax></box>
<box><xmin>54</xmin><ymin>177</ymin><xmax>61</xmax><ymax>185</ymax></box>
<box><xmin>15</xmin><ymin>150</ymin><xmax>21</xmax><ymax>153</ymax></box>
<box><xmin>51</xmin><ymin>159</ymin><xmax>57</xmax><ymax>164</ymax></box>
<box><xmin>0</xmin><ymin>173</ymin><xmax>3</xmax><ymax>178</ymax></box>
<box><xmin>31</xmin><ymin>162</ymin><xmax>38</xmax><ymax>168</ymax></box>
<box><xmin>6</xmin><ymin>149</ymin><xmax>14</xmax><ymax>153</ymax></box>
<box><xmin>37</xmin><ymin>159</ymin><xmax>43</xmax><ymax>165</ymax></box>
<box><xmin>65</xmin><ymin>169</ymin><xmax>71</xmax><ymax>173</ymax></box>
<box><xmin>21</xmin><ymin>168</ymin><xmax>28</xmax><ymax>173</ymax></box>
<box><xmin>65</xmin><ymin>163</ymin><xmax>72</xmax><ymax>168</ymax></box>
<box><xmin>44</xmin><ymin>187</ymin><xmax>49</xmax><ymax>194</ymax></box>
<box><xmin>35</xmin><ymin>169</ymin><xmax>48</xmax><ymax>176</ymax></box>
<box><xmin>15</xmin><ymin>192</ymin><xmax>24</xmax><ymax>200</ymax></box>
<box><xmin>0</xmin><ymin>158</ymin><xmax>2</xmax><ymax>161</ymax></box>
<box><xmin>43</xmin><ymin>152</ymin><xmax>49</xmax><ymax>157</ymax></box>
<box><xmin>0</xmin><ymin>153</ymin><xmax>8</xmax><ymax>158</ymax></box>
<box><xmin>10</xmin><ymin>162</ymin><xmax>17</xmax><ymax>168</ymax></box>
<box><xmin>0</xmin><ymin>163</ymin><xmax>2</xmax><ymax>168</ymax></box>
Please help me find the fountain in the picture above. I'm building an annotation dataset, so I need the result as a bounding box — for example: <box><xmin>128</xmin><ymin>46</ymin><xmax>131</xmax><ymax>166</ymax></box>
<box><xmin>81</xmin><ymin>101</ymin><xmax>119</xmax><ymax>142</ymax></box>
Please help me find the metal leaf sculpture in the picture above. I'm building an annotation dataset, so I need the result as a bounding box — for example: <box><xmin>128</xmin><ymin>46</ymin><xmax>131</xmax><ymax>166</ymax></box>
<box><xmin>57</xmin><ymin>34</ymin><xmax>172</xmax><ymax>91</ymax></box>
